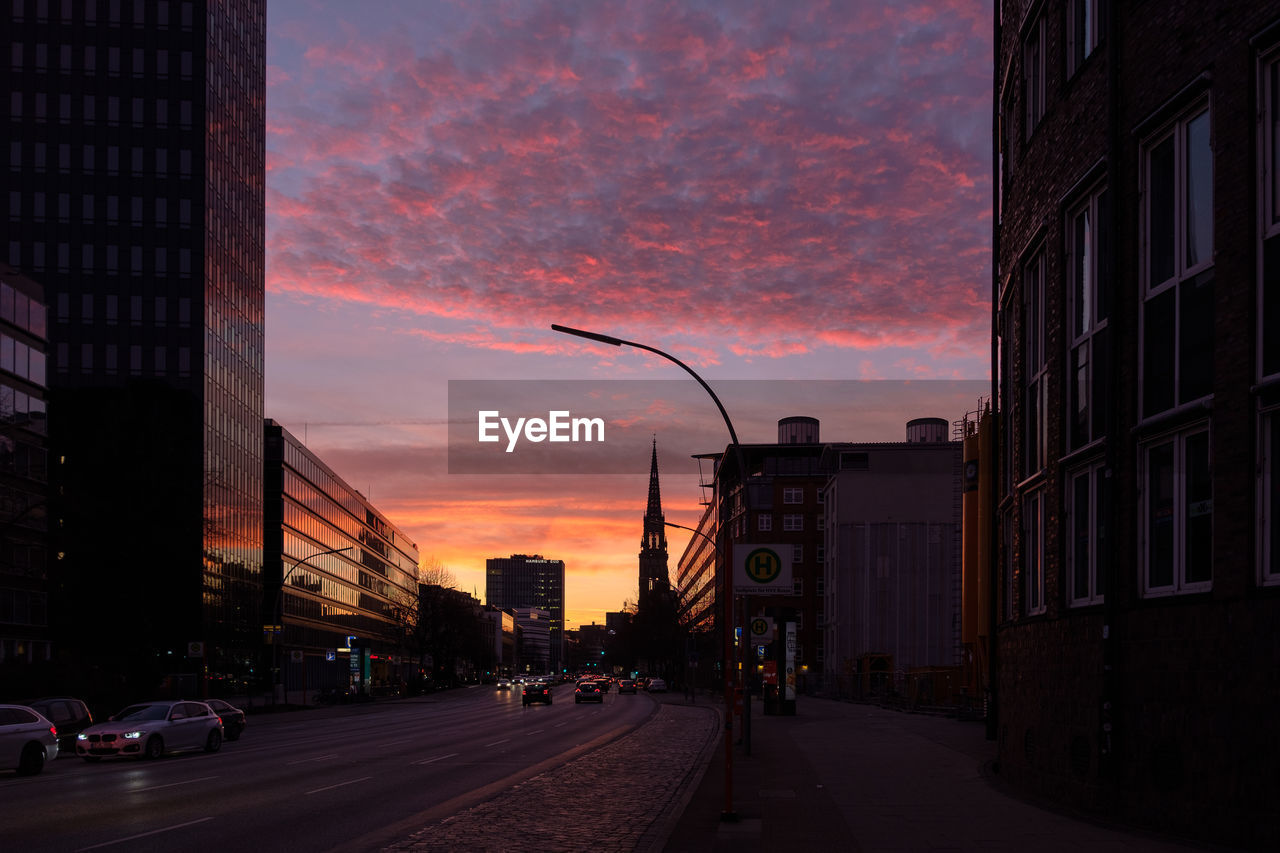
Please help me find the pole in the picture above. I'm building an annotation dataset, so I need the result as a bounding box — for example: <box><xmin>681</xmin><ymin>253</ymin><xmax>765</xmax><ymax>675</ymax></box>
<box><xmin>555</xmin><ymin>324</ymin><xmax>744</xmax><ymax>820</ymax></box>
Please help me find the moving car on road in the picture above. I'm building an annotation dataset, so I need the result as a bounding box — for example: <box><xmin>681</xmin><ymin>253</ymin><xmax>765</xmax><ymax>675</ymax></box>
<box><xmin>522</xmin><ymin>682</ymin><xmax>552</xmax><ymax>706</ymax></box>
<box><xmin>646</xmin><ymin>678</ymin><xmax>668</xmax><ymax>693</ymax></box>
<box><xmin>77</xmin><ymin>700</ymin><xmax>223</xmax><ymax>760</ymax></box>
<box><xmin>0</xmin><ymin>704</ymin><xmax>58</xmax><ymax>775</ymax></box>
<box><xmin>574</xmin><ymin>682</ymin><xmax>604</xmax><ymax>704</ymax></box>
<box><xmin>203</xmin><ymin>698</ymin><xmax>246</xmax><ymax>741</ymax></box>
<box><xmin>618</xmin><ymin>679</ymin><xmax>637</xmax><ymax>694</ymax></box>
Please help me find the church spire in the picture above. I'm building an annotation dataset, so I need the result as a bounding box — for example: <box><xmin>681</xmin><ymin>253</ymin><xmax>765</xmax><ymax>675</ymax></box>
<box><xmin>639</xmin><ymin>437</ymin><xmax>669</xmax><ymax>604</ymax></box>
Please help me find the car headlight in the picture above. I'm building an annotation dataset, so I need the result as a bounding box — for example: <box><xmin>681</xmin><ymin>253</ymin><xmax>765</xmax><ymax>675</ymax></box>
<box><xmin>123</xmin><ymin>731</ymin><xmax>144</xmax><ymax>739</ymax></box>
<box><xmin>77</xmin><ymin>733</ymin><xmax>88</xmax><ymax>741</ymax></box>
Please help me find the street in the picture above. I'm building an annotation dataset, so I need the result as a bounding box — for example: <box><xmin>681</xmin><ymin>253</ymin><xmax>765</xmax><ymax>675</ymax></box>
<box><xmin>0</xmin><ymin>686</ymin><xmax>656</xmax><ymax>852</ymax></box>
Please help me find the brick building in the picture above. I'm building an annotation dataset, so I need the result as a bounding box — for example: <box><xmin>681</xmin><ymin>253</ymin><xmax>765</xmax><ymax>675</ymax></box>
<box><xmin>994</xmin><ymin>1</ymin><xmax>1280</xmax><ymax>845</ymax></box>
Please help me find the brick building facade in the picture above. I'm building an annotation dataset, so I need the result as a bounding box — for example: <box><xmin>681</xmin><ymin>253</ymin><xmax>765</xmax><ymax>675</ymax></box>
<box><xmin>994</xmin><ymin>2</ymin><xmax>1280</xmax><ymax>846</ymax></box>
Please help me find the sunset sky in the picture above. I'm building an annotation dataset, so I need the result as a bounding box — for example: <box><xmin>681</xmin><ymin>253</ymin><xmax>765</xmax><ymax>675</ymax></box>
<box><xmin>261</xmin><ymin>0</ymin><xmax>994</xmax><ymax>629</ymax></box>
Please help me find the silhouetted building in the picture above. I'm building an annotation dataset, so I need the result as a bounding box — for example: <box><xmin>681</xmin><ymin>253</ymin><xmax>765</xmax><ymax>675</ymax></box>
<box><xmin>263</xmin><ymin>421</ymin><xmax>419</xmax><ymax>697</ymax></box>
<box><xmin>3</xmin><ymin>1</ymin><xmax>267</xmax><ymax>689</ymax></box>
<box><xmin>820</xmin><ymin>422</ymin><xmax>963</xmax><ymax>698</ymax></box>
<box><xmin>638</xmin><ymin>439</ymin><xmax>670</xmax><ymax>606</ymax></box>
<box><xmin>480</xmin><ymin>606</ymin><xmax>516</xmax><ymax>678</ymax></box>
<box><xmin>512</xmin><ymin>606</ymin><xmax>551</xmax><ymax>675</ymax></box>
<box><xmin>994</xmin><ymin>1</ymin><xmax>1280</xmax><ymax>844</ymax></box>
<box><xmin>485</xmin><ymin>554</ymin><xmax>565</xmax><ymax>673</ymax></box>
<box><xmin>0</xmin><ymin>267</ymin><xmax>49</xmax><ymax>673</ymax></box>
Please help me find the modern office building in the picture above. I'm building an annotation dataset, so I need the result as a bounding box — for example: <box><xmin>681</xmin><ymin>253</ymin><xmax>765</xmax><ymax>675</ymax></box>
<box><xmin>485</xmin><ymin>554</ymin><xmax>565</xmax><ymax>673</ymax></box>
<box><xmin>0</xmin><ymin>266</ymin><xmax>49</xmax><ymax>676</ymax></box>
<box><xmin>512</xmin><ymin>606</ymin><xmax>551</xmax><ymax>675</ymax></box>
<box><xmin>3</xmin><ymin>1</ymin><xmax>267</xmax><ymax>691</ymax></box>
<box><xmin>994</xmin><ymin>1</ymin><xmax>1280</xmax><ymax>844</ymax></box>
<box><xmin>675</xmin><ymin>501</ymin><xmax>716</xmax><ymax>633</ymax></box>
<box><xmin>263</xmin><ymin>420</ymin><xmax>419</xmax><ymax>697</ymax></box>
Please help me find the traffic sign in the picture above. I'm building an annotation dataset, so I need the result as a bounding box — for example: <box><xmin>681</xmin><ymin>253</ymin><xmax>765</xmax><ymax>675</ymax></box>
<box><xmin>749</xmin><ymin>616</ymin><xmax>775</xmax><ymax>642</ymax></box>
<box><xmin>733</xmin><ymin>544</ymin><xmax>794</xmax><ymax>594</ymax></box>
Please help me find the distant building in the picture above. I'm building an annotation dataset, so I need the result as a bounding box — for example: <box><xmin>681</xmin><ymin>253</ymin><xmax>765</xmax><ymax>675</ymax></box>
<box><xmin>512</xmin><ymin>607</ymin><xmax>551</xmax><ymax>675</ymax></box>
<box><xmin>993</xmin><ymin>1</ymin><xmax>1280</xmax><ymax>844</ymax></box>
<box><xmin>4</xmin><ymin>1</ymin><xmax>269</xmax><ymax>688</ymax></box>
<box><xmin>638</xmin><ymin>440</ymin><xmax>671</xmax><ymax>605</ymax></box>
<box><xmin>0</xmin><ymin>267</ymin><xmax>48</xmax><ymax>672</ymax></box>
<box><xmin>820</xmin><ymin>421</ymin><xmax>963</xmax><ymax>698</ymax></box>
<box><xmin>480</xmin><ymin>606</ymin><xmax>516</xmax><ymax>678</ymax></box>
<box><xmin>486</xmin><ymin>554</ymin><xmax>565</xmax><ymax>672</ymax></box>
<box><xmin>675</xmin><ymin>501</ymin><xmax>716</xmax><ymax>633</ymax></box>
<box><xmin>264</xmin><ymin>420</ymin><xmax>419</xmax><ymax>697</ymax></box>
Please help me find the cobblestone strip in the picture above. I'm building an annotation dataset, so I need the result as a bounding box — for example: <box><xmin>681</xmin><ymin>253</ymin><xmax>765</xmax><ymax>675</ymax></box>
<box><xmin>385</xmin><ymin>702</ymin><xmax>720</xmax><ymax>853</ymax></box>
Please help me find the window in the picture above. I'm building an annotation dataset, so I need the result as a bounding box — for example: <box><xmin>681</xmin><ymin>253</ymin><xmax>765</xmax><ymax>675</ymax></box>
<box><xmin>1142</xmin><ymin>103</ymin><xmax>1214</xmax><ymax>416</ymax></box>
<box><xmin>1142</xmin><ymin>426</ymin><xmax>1212</xmax><ymax>596</ymax></box>
<box><xmin>1023</xmin><ymin>14</ymin><xmax>1045</xmax><ymax>139</ymax></box>
<box><xmin>1261</xmin><ymin>49</ymin><xmax>1280</xmax><ymax>380</ymax></box>
<box><xmin>1068</xmin><ymin>186</ymin><xmax>1110</xmax><ymax>449</ymax></box>
<box><xmin>783</xmin><ymin>514</ymin><xmax>803</xmax><ymax>532</ymax></box>
<box><xmin>1024</xmin><ymin>490</ymin><xmax>1045</xmax><ymax>615</ymax></box>
<box><xmin>1068</xmin><ymin>461</ymin><xmax>1107</xmax><ymax>606</ymax></box>
<box><xmin>1023</xmin><ymin>251</ymin><xmax>1047</xmax><ymax>475</ymax></box>
<box><xmin>792</xmin><ymin>545</ymin><xmax>803</xmax><ymax>563</ymax></box>
<box><xmin>1067</xmin><ymin>0</ymin><xmax>1101</xmax><ymax>78</ymax></box>
<box><xmin>1263</xmin><ymin>411</ymin><xmax>1280</xmax><ymax>587</ymax></box>
<box><xmin>783</xmin><ymin>487</ymin><xmax>803</xmax><ymax>504</ymax></box>
<box><xmin>792</xmin><ymin>578</ymin><xmax>804</xmax><ymax>596</ymax></box>
<box><xmin>757</xmin><ymin>514</ymin><xmax>772</xmax><ymax>532</ymax></box>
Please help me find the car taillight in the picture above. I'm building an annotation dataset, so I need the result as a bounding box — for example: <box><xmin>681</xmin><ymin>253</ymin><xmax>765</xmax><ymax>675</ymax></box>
<box><xmin>50</xmin><ymin>725</ymin><xmax>58</xmax><ymax>737</ymax></box>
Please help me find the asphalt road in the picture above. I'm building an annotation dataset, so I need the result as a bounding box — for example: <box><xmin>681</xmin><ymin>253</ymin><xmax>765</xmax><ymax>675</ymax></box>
<box><xmin>0</xmin><ymin>685</ymin><xmax>657</xmax><ymax>853</ymax></box>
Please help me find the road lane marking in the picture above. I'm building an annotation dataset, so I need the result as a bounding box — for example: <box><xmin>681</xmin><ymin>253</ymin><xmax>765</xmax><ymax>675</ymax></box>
<box><xmin>305</xmin><ymin>776</ymin><xmax>372</xmax><ymax>795</ymax></box>
<box><xmin>136</xmin><ymin>775</ymin><xmax>218</xmax><ymax>793</ymax></box>
<box><xmin>412</xmin><ymin>752</ymin><xmax>459</xmax><ymax>766</ymax></box>
<box><xmin>484</xmin><ymin>738</ymin><xmax>510</xmax><ymax>747</ymax></box>
<box><xmin>288</xmin><ymin>753</ymin><xmax>339</xmax><ymax>765</ymax></box>
<box><xmin>553</xmin><ymin>722</ymin><xmax>568</xmax><ymax>728</ymax></box>
<box><xmin>75</xmin><ymin>817</ymin><xmax>214</xmax><ymax>851</ymax></box>
<box><xmin>526</xmin><ymin>729</ymin><xmax>544</xmax><ymax>734</ymax></box>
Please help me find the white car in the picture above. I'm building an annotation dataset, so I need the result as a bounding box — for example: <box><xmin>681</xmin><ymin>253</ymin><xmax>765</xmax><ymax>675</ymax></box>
<box><xmin>0</xmin><ymin>704</ymin><xmax>58</xmax><ymax>775</ymax></box>
<box><xmin>77</xmin><ymin>700</ymin><xmax>223</xmax><ymax>761</ymax></box>
<box><xmin>646</xmin><ymin>678</ymin><xmax>668</xmax><ymax>693</ymax></box>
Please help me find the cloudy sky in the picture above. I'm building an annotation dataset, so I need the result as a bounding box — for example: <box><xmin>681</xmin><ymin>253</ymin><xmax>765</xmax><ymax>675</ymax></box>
<box><xmin>262</xmin><ymin>0</ymin><xmax>993</xmax><ymax>628</ymax></box>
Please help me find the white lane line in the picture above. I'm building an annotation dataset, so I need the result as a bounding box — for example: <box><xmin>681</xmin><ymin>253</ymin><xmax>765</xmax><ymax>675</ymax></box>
<box><xmin>484</xmin><ymin>738</ymin><xmax>510</xmax><ymax>747</ymax></box>
<box><xmin>136</xmin><ymin>775</ymin><xmax>218</xmax><ymax>793</ymax></box>
<box><xmin>553</xmin><ymin>722</ymin><xmax>569</xmax><ymax>728</ymax></box>
<box><xmin>75</xmin><ymin>817</ymin><xmax>214</xmax><ymax>851</ymax></box>
<box><xmin>526</xmin><ymin>729</ymin><xmax>544</xmax><ymax>735</ymax></box>
<box><xmin>412</xmin><ymin>752</ymin><xmax>458</xmax><ymax>766</ymax></box>
<box><xmin>288</xmin><ymin>753</ymin><xmax>338</xmax><ymax>765</ymax></box>
<box><xmin>305</xmin><ymin>776</ymin><xmax>372</xmax><ymax>795</ymax></box>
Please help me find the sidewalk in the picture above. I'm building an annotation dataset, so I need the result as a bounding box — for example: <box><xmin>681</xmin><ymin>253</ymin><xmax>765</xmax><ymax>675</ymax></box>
<box><xmin>664</xmin><ymin>695</ymin><xmax>1217</xmax><ymax>852</ymax></box>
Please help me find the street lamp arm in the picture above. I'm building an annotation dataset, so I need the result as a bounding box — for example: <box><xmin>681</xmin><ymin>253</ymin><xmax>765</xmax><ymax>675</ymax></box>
<box><xmin>282</xmin><ymin>545</ymin><xmax>353</xmax><ymax>589</ymax></box>
<box><xmin>551</xmin><ymin>324</ymin><xmax>741</xmax><ymax>447</ymax></box>
<box><xmin>665</xmin><ymin>519</ymin><xmax>716</xmax><ymax>553</ymax></box>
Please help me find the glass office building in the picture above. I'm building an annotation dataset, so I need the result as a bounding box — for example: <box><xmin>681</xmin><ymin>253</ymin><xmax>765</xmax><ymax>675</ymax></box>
<box><xmin>264</xmin><ymin>420</ymin><xmax>420</xmax><ymax>696</ymax></box>
<box><xmin>2</xmin><ymin>1</ymin><xmax>266</xmax><ymax>690</ymax></box>
<box><xmin>485</xmin><ymin>555</ymin><xmax>565</xmax><ymax>673</ymax></box>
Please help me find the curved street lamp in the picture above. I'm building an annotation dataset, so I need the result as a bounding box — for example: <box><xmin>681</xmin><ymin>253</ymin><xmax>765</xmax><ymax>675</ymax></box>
<box><xmin>272</xmin><ymin>545</ymin><xmax>353</xmax><ymax>703</ymax></box>
<box><xmin>552</xmin><ymin>323</ymin><xmax>745</xmax><ymax>821</ymax></box>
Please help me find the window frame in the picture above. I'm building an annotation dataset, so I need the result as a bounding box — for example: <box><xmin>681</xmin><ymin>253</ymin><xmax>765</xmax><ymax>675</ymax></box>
<box><xmin>1260</xmin><ymin>409</ymin><xmax>1280</xmax><ymax>587</ymax></box>
<box><xmin>1023</xmin><ymin>13</ymin><xmax>1046</xmax><ymax>140</ymax></box>
<box><xmin>1067</xmin><ymin>184</ymin><xmax>1109</xmax><ymax>450</ymax></box>
<box><xmin>1067</xmin><ymin>460</ymin><xmax>1107</xmax><ymax>606</ymax></box>
<box><xmin>782</xmin><ymin>514</ymin><xmax>803</xmax><ymax>532</ymax></box>
<box><xmin>1023</xmin><ymin>251</ymin><xmax>1048</xmax><ymax>476</ymax></box>
<box><xmin>1140</xmin><ymin>98</ymin><xmax>1214</xmax><ymax>418</ymax></box>
<box><xmin>1260</xmin><ymin>47</ymin><xmax>1280</xmax><ymax>383</ymax></box>
<box><xmin>1066</xmin><ymin>0</ymin><xmax>1102</xmax><ymax>79</ymax></box>
<box><xmin>1024</xmin><ymin>489</ymin><xmax>1046</xmax><ymax>616</ymax></box>
<box><xmin>1140</xmin><ymin>423</ymin><xmax>1213</xmax><ymax>597</ymax></box>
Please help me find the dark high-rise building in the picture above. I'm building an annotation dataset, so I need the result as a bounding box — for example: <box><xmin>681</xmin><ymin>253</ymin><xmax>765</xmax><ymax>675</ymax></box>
<box><xmin>994</xmin><ymin>1</ymin><xmax>1280</xmax><ymax>844</ymax></box>
<box><xmin>485</xmin><ymin>554</ymin><xmax>565</xmax><ymax>674</ymax></box>
<box><xmin>0</xmin><ymin>266</ymin><xmax>49</xmax><ymax>675</ymax></box>
<box><xmin>638</xmin><ymin>439</ymin><xmax>669</xmax><ymax>605</ymax></box>
<box><xmin>3</xmin><ymin>1</ymin><xmax>266</xmax><ymax>691</ymax></box>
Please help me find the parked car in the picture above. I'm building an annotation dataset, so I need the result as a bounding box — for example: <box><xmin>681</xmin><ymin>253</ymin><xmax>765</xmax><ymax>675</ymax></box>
<box><xmin>618</xmin><ymin>679</ymin><xmax>637</xmax><ymax>694</ymax></box>
<box><xmin>203</xmin><ymin>699</ymin><xmax>246</xmax><ymax>741</ymax></box>
<box><xmin>0</xmin><ymin>705</ymin><xmax>58</xmax><ymax>775</ymax></box>
<box><xmin>522</xmin><ymin>682</ymin><xmax>552</xmax><ymax>706</ymax></box>
<box><xmin>77</xmin><ymin>700</ymin><xmax>223</xmax><ymax>761</ymax></box>
<box><xmin>24</xmin><ymin>697</ymin><xmax>93</xmax><ymax>753</ymax></box>
<box><xmin>646</xmin><ymin>678</ymin><xmax>668</xmax><ymax>693</ymax></box>
<box><xmin>574</xmin><ymin>682</ymin><xmax>604</xmax><ymax>704</ymax></box>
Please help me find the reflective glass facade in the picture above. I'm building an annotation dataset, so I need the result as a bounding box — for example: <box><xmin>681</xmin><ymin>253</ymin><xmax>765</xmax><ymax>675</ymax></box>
<box><xmin>485</xmin><ymin>555</ymin><xmax>565</xmax><ymax>673</ymax></box>
<box><xmin>2</xmin><ymin>1</ymin><xmax>266</xmax><ymax>688</ymax></box>
<box><xmin>0</xmin><ymin>267</ymin><xmax>49</xmax><ymax>667</ymax></box>
<box><xmin>264</xmin><ymin>421</ymin><xmax>420</xmax><ymax>693</ymax></box>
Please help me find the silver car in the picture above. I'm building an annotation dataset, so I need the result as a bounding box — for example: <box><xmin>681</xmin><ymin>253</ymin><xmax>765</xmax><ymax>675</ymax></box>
<box><xmin>77</xmin><ymin>700</ymin><xmax>223</xmax><ymax>761</ymax></box>
<box><xmin>0</xmin><ymin>704</ymin><xmax>58</xmax><ymax>775</ymax></box>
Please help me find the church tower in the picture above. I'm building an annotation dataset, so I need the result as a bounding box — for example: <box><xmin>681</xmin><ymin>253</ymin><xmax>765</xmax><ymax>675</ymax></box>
<box><xmin>639</xmin><ymin>439</ymin><xmax>670</xmax><ymax>606</ymax></box>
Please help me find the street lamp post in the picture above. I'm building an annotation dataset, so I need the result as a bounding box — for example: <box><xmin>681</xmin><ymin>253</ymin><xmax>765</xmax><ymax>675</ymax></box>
<box><xmin>271</xmin><ymin>545</ymin><xmax>352</xmax><ymax>704</ymax></box>
<box><xmin>552</xmin><ymin>323</ymin><xmax>744</xmax><ymax>821</ymax></box>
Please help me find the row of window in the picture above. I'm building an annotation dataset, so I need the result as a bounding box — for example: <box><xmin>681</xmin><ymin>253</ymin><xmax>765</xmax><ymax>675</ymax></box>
<box><xmin>11</xmin><ymin>43</ymin><xmax>195</xmax><ymax>79</ymax></box>
<box><xmin>0</xmin><ymin>332</ymin><xmax>45</xmax><ymax>385</ymax></box>
<box><xmin>0</xmin><ymin>281</ymin><xmax>46</xmax><ymax>339</ymax></box>
<box><xmin>9</xmin><ymin>142</ymin><xmax>195</xmax><ymax>177</ymax></box>
<box><xmin>10</xmin><ymin>0</ymin><xmax>197</xmax><ymax>29</ymax></box>
<box><xmin>8</xmin><ymin>242</ymin><xmax>194</xmax><ymax>277</ymax></box>
<box><xmin>757</xmin><ymin>513</ymin><xmax>824</xmax><ymax>532</ymax></box>
<box><xmin>9</xmin><ymin>92</ymin><xmax>195</xmax><ymax>127</ymax></box>
<box><xmin>54</xmin><ymin>341</ymin><xmax>191</xmax><ymax>377</ymax></box>
<box><xmin>13</xmin><ymin>190</ymin><xmax>194</xmax><ymax>224</ymax></box>
<box><xmin>56</xmin><ymin>293</ymin><xmax>193</xmax><ymax>326</ymax></box>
